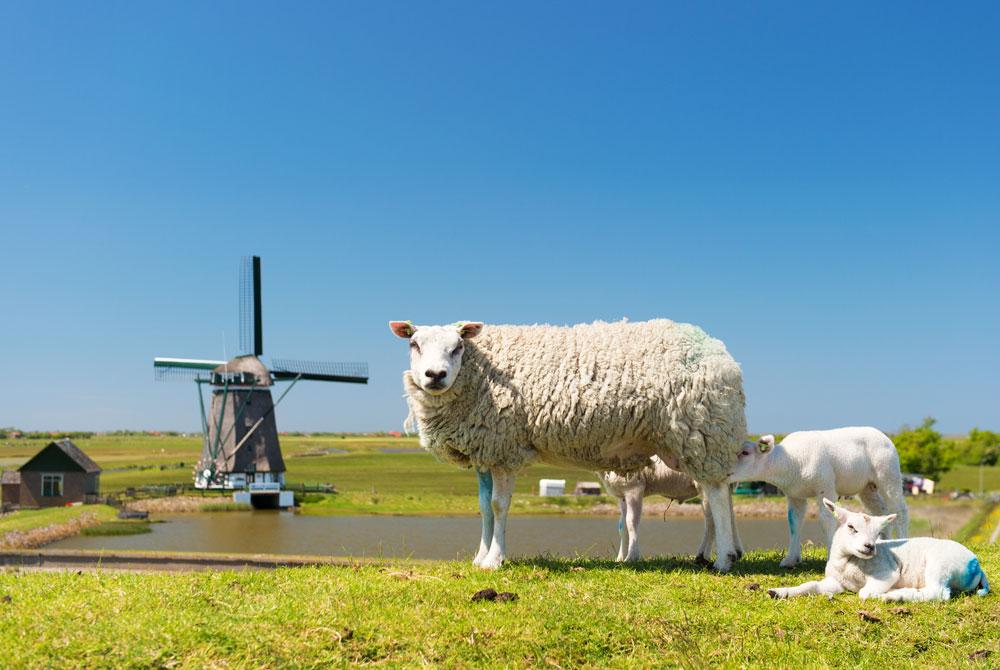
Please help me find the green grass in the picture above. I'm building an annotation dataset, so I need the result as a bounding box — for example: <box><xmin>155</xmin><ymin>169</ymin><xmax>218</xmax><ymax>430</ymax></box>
<box><xmin>80</xmin><ymin>521</ymin><xmax>152</xmax><ymax>537</ymax></box>
<box><xmin>0</xmin><ymin>505</ymin><xmax>118</xmax><ymax>535</ymax></box>
<box><xmin>199</xmin><ymin>502</ymin><xmax>253</xmax><ymax>512</ymax></box>
<box><xmin>939</xmin><ymin>465</ymin><xmax>1000</xmax><ymax>493</ymax></box>
<box><xmin>0</xmin><ymin>545</ymin><xmax>996</xmax><ymax>669</ymax></box>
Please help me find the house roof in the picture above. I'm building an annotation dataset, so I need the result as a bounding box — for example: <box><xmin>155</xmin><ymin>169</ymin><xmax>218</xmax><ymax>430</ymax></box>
<box><xmin>0</xmin><ymin>470</ymin><xmax>20</xmax><ymax>485</ymax></box>
<box><xmin>19</xmin><ymin>439</ymin><xmax>101</xmax><ymax>474</ymax></box>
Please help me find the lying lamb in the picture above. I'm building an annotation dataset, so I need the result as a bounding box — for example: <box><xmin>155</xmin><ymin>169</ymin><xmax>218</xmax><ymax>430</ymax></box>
<box><xmin>599</xmin><ymin>456</ymin><xmax>704</xmax><ymax>562</ymax></box>
<box><xmin>769</xmin><ymin>499</ymin><xmax>989</xmax><ymax>602</ymax></box>
<box><xmin>729</xmin><ymin>426</ymin><xmax>908</xmax><ymax>567</ymax></box>
<box><xmin>391</xmin><ymin>319</ymin><xmax>748</xmax><ymax>571</ymax></box>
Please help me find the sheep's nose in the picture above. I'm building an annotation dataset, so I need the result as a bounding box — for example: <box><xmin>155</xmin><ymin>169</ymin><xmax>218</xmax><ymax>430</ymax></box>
<box><xmin>425</xmin><ymin>369</ymin><xmax>447</xmax><ymax>380</ymax></box>
<box><xmin>863</xmin><ymin>543</ymin><xmax>875</xmax><ymax>552</ymax></box>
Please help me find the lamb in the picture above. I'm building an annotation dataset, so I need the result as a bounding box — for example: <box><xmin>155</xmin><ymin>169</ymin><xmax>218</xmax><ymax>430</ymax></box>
<box><xmin>728</xmin><ymin>426</ymin><xmax>908</xmax><ymax>567</ymax></box>
<box><xmin>598</xmin><ymin>457</ymin><xmax>751</xmax><ymax>564</ymax></box>
<box><xmin>390</xmin><ymin>319</ymin><xmax>748</xmax><ymax>571</ymax></box>
<box><xmin>768</xmin><ymin>498</ymin><xmax>989</xmax><ymax>602</ymax></box>
<box><xmin>598</xmin><ymin>456</ymin><xmax>702</xmax><ymax>562</ymax></box>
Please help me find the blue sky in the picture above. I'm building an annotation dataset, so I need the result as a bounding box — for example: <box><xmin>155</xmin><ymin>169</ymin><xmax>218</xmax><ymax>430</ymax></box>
<box><xmin>1</xmin><ymin>2</ymin><xmax>998</xmax><ymax>434</ymax></box>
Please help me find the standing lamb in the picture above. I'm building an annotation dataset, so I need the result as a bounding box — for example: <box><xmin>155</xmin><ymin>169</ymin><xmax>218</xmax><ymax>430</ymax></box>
<box><xmin>769</xmin><ymin>498</ymin><xmax>989</xmax><ymax>602</ymax></box>
<box><xmin>729</xmin><ymin>426</ymin><xmax>908</xmax><ymax>567</ymax></box>
<box><xmin>599</xmin><ymin>456</ymin><xmax>704</xmax><ymax>563</ymax></box>
<box><xmin>390</xmin><ymin>319</ymin><xmax>748</xmax><ymax>571</ymax></box>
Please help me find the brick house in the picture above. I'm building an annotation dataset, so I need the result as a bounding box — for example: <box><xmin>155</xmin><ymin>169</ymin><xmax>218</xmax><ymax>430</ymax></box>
<box><xmin>0</xmin><ymin>439</ymin><xmax>101</xmax><ymax>508</ymax></box>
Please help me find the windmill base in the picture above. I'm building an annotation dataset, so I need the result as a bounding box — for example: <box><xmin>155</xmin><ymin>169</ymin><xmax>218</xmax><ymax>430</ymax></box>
<box><xmin>233</xmin><ymin>488</ymin><xmax>294</xmax><ymax>509</ymax></box>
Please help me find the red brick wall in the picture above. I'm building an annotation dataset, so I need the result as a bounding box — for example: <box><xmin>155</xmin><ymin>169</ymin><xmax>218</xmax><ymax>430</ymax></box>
<box><xmin>17</xmin><ymin>471</ymin><xmax>87</xmax><ymax>508</ymax></box>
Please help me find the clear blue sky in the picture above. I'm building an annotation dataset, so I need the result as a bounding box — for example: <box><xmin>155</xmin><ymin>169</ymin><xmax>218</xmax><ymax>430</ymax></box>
<box><xmin>1</xmin><ymin>2</ymin><xmax>997</xmax><ymax>435</ymax></box>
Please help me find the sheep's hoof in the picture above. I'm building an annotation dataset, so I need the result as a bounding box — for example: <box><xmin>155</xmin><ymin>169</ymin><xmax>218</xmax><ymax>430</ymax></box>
<box><xmin>694</xmin><ymin>554</ymin><xmax>712</xmax><ymax>567</ymax></box>
<box><xmin>479</xmin><ymin>554</ymin><xmax>505</xmax><ymax>570</ymax></box>
<box><xmin>735</xmin><ymin>549</ymin><xmax>745</xmax><ymax>559</ymax></box>
<box><xmin>767</xmin><ymin>589</ymin><xmax>784</xmax><ymax>599</ymax></box>
<box><xmin>778</xmin><ymin>559</ymin><xmax>799</xmax><ymax>569</ymax></box>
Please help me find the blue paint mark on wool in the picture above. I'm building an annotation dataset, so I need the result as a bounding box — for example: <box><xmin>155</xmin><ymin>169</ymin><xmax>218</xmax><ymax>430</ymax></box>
<box><xmin>618</xmin><ymin>517</ymin><xmax>625</xmax><ymax>533</ymax></box>
<box><xmin>963</xmin><ymin>557</ymin><xmax>983</xmax><ymax>592</ymax></box>
<box><xmin>787</xmin><ymin>508</ymin><xmax>797</xmax><ymax>536</ymax></box>
<box><xmin>477</xmin><ymin>470</ymin><xmax>494</xmax><ymax>524</ymax></box>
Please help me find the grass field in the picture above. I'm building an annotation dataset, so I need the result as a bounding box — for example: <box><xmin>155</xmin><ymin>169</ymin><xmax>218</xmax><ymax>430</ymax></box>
<box><xmin>0</xmin><ymin>544</ymin><xmax>996</xmax><ymax>669</ymax></box>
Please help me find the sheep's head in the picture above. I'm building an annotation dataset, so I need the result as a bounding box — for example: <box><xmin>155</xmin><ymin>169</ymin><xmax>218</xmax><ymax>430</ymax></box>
<box><xmin>823</xmin><ymin>498</ymin><xmax>896</xmax><ymax>560</ymax></box>
<box><xmin>728</xmin><ymin>435</ymin><xmax>775</xmax><ymax>482</ymax></box>
<box><xmin>389</xmin><ymin>321</ymin><xmax>484</xmax><ymax>395</ymax></box>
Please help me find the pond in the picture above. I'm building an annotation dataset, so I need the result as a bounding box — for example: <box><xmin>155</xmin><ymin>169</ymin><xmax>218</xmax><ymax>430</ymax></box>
<box><xmin>50</xmin><ymin>512</ymin><xmax>825</xmax><ymax>560</ymax></box>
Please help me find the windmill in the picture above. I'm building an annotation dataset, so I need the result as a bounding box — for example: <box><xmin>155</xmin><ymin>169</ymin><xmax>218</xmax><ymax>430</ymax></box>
<box><xmin>154</xmin><ymin>256</ymin><xmax>367</xmax><ymax>505</ymax></box>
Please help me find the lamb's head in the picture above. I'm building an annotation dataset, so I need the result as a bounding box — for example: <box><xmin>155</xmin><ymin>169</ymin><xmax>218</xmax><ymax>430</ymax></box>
<box><xmin>389</xmin><ymin>321</ymin><xmax>484</xmax><ymax>395</ymax></box>
<box><xmin>728</xmin><ymin>435</ymin><xmax>775</xmax><ymax>481</ymax></box>
<box><xmin>822</xmin><ymin>498</ymin><xmax>896</xmax><ymax>560</ymax></box>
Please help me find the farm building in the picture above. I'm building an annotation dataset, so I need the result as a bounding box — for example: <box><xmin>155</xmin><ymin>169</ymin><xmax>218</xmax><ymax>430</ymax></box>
<box><xmin>0</xmin><ymin>439</ymin><xmax>101</xmax><ymax>508</ymax></box>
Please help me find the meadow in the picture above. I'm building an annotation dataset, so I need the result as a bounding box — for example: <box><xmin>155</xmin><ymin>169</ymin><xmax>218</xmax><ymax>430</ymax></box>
<box><xmin>0</xmin><ymin>545</ymin><xmax>996</xmax><ymax>669</ymax></box>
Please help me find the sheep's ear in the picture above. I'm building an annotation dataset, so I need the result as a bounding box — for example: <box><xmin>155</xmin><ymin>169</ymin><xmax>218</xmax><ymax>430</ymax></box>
<box><xmin>456</xmin><ymin>322</ymin><xmax>484</xmax><ymax>339</ymax></box>
<box><xmin>389</xmin><ymin>321</ymin><xmax>416</xmax><ymax>339</ymax></box>
<box><xmin>757</xmin><ymin>435</ymin><xmax>775</xmax><ymax>453</ymax></box>
<box><xmin>822</xmin><ymin>498</ymin><xmax>845</xmax><ymax>523</ymax></box>
<box><xmin>880</xmin><ymin>513</ymin><xmax>897</xmax><ymax>528</ymax></box>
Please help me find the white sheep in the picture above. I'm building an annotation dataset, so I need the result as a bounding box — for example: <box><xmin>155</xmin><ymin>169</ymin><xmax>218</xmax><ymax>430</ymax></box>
<box><xmin>728</xmin><ymin>426</ymin><xmax>908</xmax><ymax>567</ymax></box>
<box><xmin>599</xmin><ymin>456</ymin><xmax>702</xmax><ymax>562</ymax></box>
<box><xmin>769</xmin><ymin>498</ymin><xmax>989</xmax><ymax>602</ymax></box>
<box><xmin>390</xmin><ymin>319</ymin><xmax>748</xmax><ymax>571</ymax></box>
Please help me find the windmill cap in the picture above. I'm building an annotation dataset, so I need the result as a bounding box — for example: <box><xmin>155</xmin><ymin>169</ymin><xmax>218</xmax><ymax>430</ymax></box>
<box><xmin>212</xmin><ymin>355</ymin><xmax>273</xmax><ymax>386</ymax></box>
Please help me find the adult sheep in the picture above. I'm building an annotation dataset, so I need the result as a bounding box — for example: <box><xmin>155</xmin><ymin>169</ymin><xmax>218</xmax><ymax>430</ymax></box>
<box><xmin>390</xmin><ymin>319</ymin><xmax>747</xmax><ymax>571</ymax></box>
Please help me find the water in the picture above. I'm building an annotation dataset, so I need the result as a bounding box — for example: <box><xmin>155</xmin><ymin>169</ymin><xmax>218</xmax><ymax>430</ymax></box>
<box><xmin>50</xmin><ymin>512</ymin><xmax>824</xmax><ymax>560</ymax></box>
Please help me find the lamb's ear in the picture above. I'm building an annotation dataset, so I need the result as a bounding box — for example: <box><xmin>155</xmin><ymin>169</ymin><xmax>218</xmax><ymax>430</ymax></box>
<box><xmin>456</xmin><ymin>322</ymin><xmax>484</xmax><ymax>339</ymax></box>
<box><xmin>389</xmin><ymin>321</ymin><xmax>416</xmax><ymax>339</ymax></box>
<box><xmin>822</xmin><ymin>498</ymin><xmax>846</xmax><ymax>524</ymax></box>
<box><xmin>880</xmin><ymin>513</ymin><xmax>897</xmax><ymax>528</ymax></box>
<box><xmin>758</xmin><ymin>435</ymin><xmax>775</xmax><ymax>453</ymax></box>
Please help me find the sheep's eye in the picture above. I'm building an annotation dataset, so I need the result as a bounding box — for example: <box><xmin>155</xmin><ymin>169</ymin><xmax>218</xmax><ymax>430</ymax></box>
<box><xmin>451</xmin><ymin>345</ymin><xmax>463</xmax><ymax>356</ymax></box>
<box><xmin>410</xmin><ymin>341</ymin><xmax>420</xmax><ymax>353</ymax></box>
<box><xmin>847</xmin><ymin>525</ymin><xmax>856</xmax><ymax>533</ymax></box>
<box><xmin>741</xmin><ymin>450</ymin><xmax>750</xmax><ymax>456</ymax></box>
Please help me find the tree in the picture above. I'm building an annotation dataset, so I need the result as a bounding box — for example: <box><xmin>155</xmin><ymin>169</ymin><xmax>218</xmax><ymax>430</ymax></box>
<box><xmin>964</xmin><ymin>428</ymin><xmax>1000</xmax><ymax>466</ymax></box>
<box><xmin>893</xmin><ymin>417</ymin><xmax>954</xmax><ymax>481</ymax></box>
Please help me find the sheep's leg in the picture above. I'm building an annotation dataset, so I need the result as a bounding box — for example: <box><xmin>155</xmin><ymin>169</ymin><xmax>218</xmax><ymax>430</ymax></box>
<box><xmin>729</xmin><ymin>488</ymin><xmax>744</xmax><ymax>558</ymax></box>
<box><xmin>616</xmin><ymin>498</ymin><xmax>628</xmax><ymax>562</ymax></box>
<box><xmin>768</xmin><ymin>576</ymin><xmax>844</xmax><ymax>599</ymax></box>
<box><xmin>479</xmin><ymin>469</ymin><xmax>515</xmax><ymax>570</ymax></box>
<box><xmin>703</xmin><ymin>482</ymin><xmax>738</xmax><ymax>572</ymax></box>
<box><xmin>623</xmin><ymin>488</ymin><xmax>643</xmax><ymax>562</ymax></box>
<box><xmin>779</xmin><ymin>497</ymin><xmax>808</xmax><ymax>568</ymax></box>
<box><xmin>696</xmin><ymin>495</ymin><xmax>714</xmax><ymax>565</ymax></box>
<box><xmin>473</xmin><ymin>469</ymin><xmax>494</xmax><ymax>566</ymax></box>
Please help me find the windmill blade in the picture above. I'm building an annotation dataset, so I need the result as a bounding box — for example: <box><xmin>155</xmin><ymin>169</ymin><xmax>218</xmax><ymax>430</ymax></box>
<box><xmin>239</xmin><ymin>255</ymin><xmax>263</xmax><ymax>356</ymax></box>
<box><xmin>270</xmin><ymin>358</ymin><xmax>368</xmax><ymax>384</ymax></box>
<box><xmin>153</xmin><ymin>357</ymin><xmax>225</xmax><ymax>382</ymax></box>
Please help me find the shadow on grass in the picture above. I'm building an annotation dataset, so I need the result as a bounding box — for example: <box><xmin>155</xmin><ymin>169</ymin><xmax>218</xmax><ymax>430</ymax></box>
<box><xmin>508</xmin><ymin>552</ymin><xmax>826</xmax><ymax>577</ymax></box>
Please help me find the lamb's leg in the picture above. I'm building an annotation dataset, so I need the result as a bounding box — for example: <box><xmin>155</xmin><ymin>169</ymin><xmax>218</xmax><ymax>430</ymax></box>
<box><xmin>876</xmin><ymin>563</ymin><xmax>950</xmax><ymax>601</ymax></box>
<box><xmin>473</xmin><ymin>469</ymin><xmax>494</xmax><ymax>566</ymax></box>
<box><xmin>816</xmin><ymin>488</ymin><xmax>839</xmax><ymax>553</ymax></box>
<box><xmin>879</xmin><ymin>478</ymin><xmax>909</xmax><ymax>538</ymax></box>
<box><xmin>696</xmin><ymin>495</ymin><xmax>714</xmax><ymax>565</ymax></box>
<box><xmin>780</xmin><ymin>497</ymin><xmax>808</xmax><ymax>568</ymax></box>
<box><xmin>479</xmin><ymin>468</ymin><xmax>515</xmax><ymax>570</ymax></box>
<box><xmin>768</xmin><ymin>576</ymin><xmax>844</xmax><ymax>599</ymax></box>
<box><xmin>623</xmin><ymin>487</ymin><xmax>643</xmax><ymax>562</ymax></box>
<box><xmin>703</xmin><ymin>482</ymin><xmax>738</xmax><ymax>572</ymax></box>
<box><xmin>858</xmin><ymin>486</ymin><xmax>890</xmax><ymax>539</ymax></box>
<box><xmin>616</xmin><ymin>498</ymin><xmax>628</xmax><ymax>562</ymax></box>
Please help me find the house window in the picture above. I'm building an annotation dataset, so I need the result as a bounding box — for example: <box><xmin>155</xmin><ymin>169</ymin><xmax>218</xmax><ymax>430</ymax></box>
<box><xmin>41</xmin><ymin>473</ymin><xmax>63</xmax><ymax>497</ymax></box>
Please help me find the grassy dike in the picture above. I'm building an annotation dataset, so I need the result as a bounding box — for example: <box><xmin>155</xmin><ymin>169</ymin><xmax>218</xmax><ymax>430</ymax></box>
<box><xmin>0</xmin><ymin>545</ymin><xmax>996</xmax><ymax>669</ymax></box>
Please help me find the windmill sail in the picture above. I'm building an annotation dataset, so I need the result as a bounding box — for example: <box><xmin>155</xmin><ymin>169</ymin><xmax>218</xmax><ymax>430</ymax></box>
<box><xmin>270</xmin><ymin>358</ymin><xmax>368</xmax><ymax>384</ymax></box>
<box><xmin>239</xmin><ymin>255</ymin><xmax>263</xmax><ymax>356</ymax></box>
<box><xmin>153</xmin><ymin>357</ymin><xmax>226</xmax><ymax>382</ymax></box>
